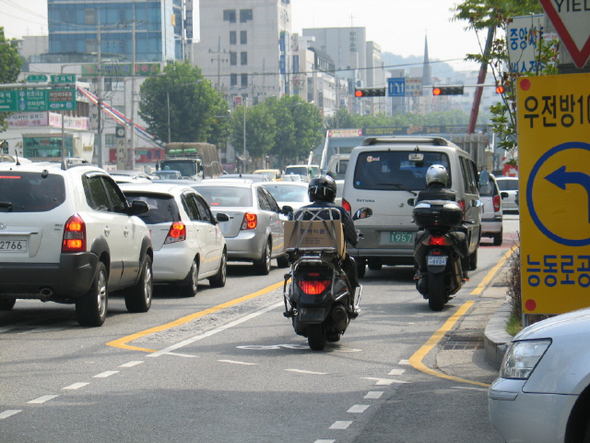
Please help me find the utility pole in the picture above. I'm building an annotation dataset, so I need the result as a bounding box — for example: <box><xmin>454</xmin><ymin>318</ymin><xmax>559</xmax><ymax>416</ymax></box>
<box><xmin>129</xmin><ymin>17</ymin><xmax>136</xmax><ymax>170</ymax></box>
<box><xmin>242</xmin><ymin>97</ymin><xmax>247</xmax><ymax>173</ymax></box>
<box><xmin>96</xmin><ymin>10</ymin><xmax>103</xmax><ymax>167</ymax></box>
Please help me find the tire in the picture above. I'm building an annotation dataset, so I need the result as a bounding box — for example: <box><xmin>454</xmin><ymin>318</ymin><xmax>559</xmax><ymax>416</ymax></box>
<box><xmin>0</xmin><ymin>298</ymin><xmax>16</xmax><ymax>311</ymax></box>
<box><xmin>469</xmin><ymin>248</ymin><xmax>478</xmax><ymax>271</ymax></box>
<box><xmin>254</xmin><ymin>240</ymin><xmax>272</xmax><ymax>275</ymax></box>
<box><xmin>76</xmin><ymin>261</ymin><xmax>108</xmax><ymax>327</ymax></box>
<box><xmin>356</xmin><ymin>258</ymin><xmax>366</xmax><ymax>278</ymax></box>
<box><xmin>209</xmin><ymin>251</ymin><xmax>227</xmax><ymax>288</ymax></box>
<box><xmin>276</xmin><ymin>253</ymin><xmax>290</xmax><ymax>268</ymax></box>
<box><xmin>125</xmin><ymin>255</ymin><xmax>153</xmax><ymax>313</ymax></box>
<box><xmin>582</xmin><ymin>416</ymin><xmax>590</xmax><ymax>443</ymax></box>
<box><xmin>180</xmin><ymin>259</ymin><xmax>199</xmax><ymax>297</ymax></box>
<box><xmin>307</xmin><ymin>324</ymin><xmax>327</xmax><ymax>351</ymax></box>
<box><xmin>427</xmin><ymin>271</ymin><xmax>446</xmax><ymax>312</ymax></box>
<box><xmin>493</xmin><ymin>230</ymin><xmax>503</xmax><ymax>246</ymax></box>
<box><xmin>368</xmin><ymin>262</ymin><xmax>382</xmax><ymax>271</ymax></box>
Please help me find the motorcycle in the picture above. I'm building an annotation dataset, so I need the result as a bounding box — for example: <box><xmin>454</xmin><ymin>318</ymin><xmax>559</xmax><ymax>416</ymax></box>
<box><xmin>412</xmin><ymin>199</ymin><xmax>466</xmax><ymax>311</ymax></box>
<box><xmin>282</xmin><ymin>207</ymin><xmax>367</xmax><ymax>350</ymax></box>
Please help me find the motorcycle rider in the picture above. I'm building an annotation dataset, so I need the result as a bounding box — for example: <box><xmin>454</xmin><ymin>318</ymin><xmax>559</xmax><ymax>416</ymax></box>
<box><xmin>414</xmin><ymin>164</ymin><xmax>470</xmax><ymax>281</ymax></box>
<box><xmin>293</xmin><ymin>175</ymin><xmax>359</xmax><ymax>311</ymax></box>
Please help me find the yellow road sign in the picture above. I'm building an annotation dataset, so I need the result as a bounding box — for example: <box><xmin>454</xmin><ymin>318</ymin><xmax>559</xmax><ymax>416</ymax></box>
<box><xmin>518</xmin><ymin>73</ymin><xmax>590</xmax><ymax>315</ymax></box>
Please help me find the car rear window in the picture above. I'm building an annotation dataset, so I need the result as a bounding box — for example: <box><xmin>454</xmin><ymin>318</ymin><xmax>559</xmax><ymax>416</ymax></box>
<box><xmin>123</xmin><ymin>192</ymin><xmax>180</xmax><ymax>224</ymax></box>
<box><xmin>0</xmin><ymin>171</ymin><xmax>65</xmax><ymax>212</ymax></box>
<box><xmin>194</xmin><ymin>186</ymin><xmax>253</xmax><ymax>207</ymax></box>
<box><xmin>479</xmin><ymin>178</ymin><xmax>498</xmax><ymax>197</ymax></box>
<box><xmin>353</xmin><ymin>151</ymin><xmax>451</xmax><ymax>191</ymax></box>
<box><xmin>497</xmin><ymin>179</ymin><xmax>518</xmax><ymax>191</ymax></box>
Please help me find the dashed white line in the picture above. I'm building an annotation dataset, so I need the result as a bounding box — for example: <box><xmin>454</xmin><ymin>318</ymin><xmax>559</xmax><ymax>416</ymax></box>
<box><xmin>329</xmin><ymin>421</ymin><xmax>353</xmax><ymax>430</ymax></box>
<box><xmin>119</xmin><ymin>361</ymin><xmax>144</xmax><ymax>368</ymax></box>
<box><xmin>314</xmin><ymin>440</ymin><xmax>335</xmax><ymax>443</ymax></box>
<box><xmin>362</xmin><ymin>377</ymin><xmax>409</xmax><ymax>386</ymax></box>
<box><xmin>94</xmin><ymin>371</ymin><xmax>119</xmax><ymax>378</ymax></box>
<box><xmin>63</xmin><ymin>382</ymin><xmax>89</xmax><ymax>390</ymax></box>
<box><xmin>285</xmin><ymin>369</ymin><xmax>328</xmax><ymax>375</ymax></box>
<box><xmin>347</xmin><ymin>404</ymin><xmax>370</xmax><ymax>413</ymax></box>
<box><xmin>218</xmin><ymin>360</ymin><xmax>258</xmax><ymax>366</ymax></box>
<box><xmin>388</xmin><ymin>368</ymin><xmax>406</xmax><ymax>376</ymax></box>
<box><xmin>399</xmin><ymin>359</ymin><xmax>410</xmax><ymax>365</ymax></box>
<box><xmin>0</xmin><ymin>410</ymin><xmax>22</xmax><ymax>419</ymax></box>
<box><xmin>27</xmin><ymin>395</ymin><xmax>59</xmax><ymax>404</ymax></box>
<box><xmin>364</xmin><ymin>391</ymin><xmax>384</xmax><ymax>399</ymax></box>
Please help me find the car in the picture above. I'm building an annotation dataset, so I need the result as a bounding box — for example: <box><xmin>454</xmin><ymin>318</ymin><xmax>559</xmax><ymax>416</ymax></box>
<box><xmin>119</xmin><ymin>182</ymin><xmax>229</xmax><ymax>296</ymax></box>
<box><xmin>342</xmin><ymin>136</ymin><xmax>482</xmax><ymax>275</ymax></box>
<box><xmin>153</xmin><ymin>169</ymin><xmax>182</xmax><ymax>180</ymax></box>
<box><xmin>109</xmin><ymin>169</ymin><xmax>154</xmax><ymax>184</ymax></box>
<box><xmin>261</xmin><ymin>181</ymin><xmax>310</xmax><ymax>214</ymax></box>
<box><xmin>253</xmin><ymin>169</ymin><xmax>282</xmax><ymax>181</ymax></box>
<box><xmin>479</xmin><ymin>172</ymin><xmax>503</xmax><ymax>245</ymax></box>
<box><xmin>0</xmin><ymin>159</ymin><xmax>153</xmax><ymax>327</ymax></box>
<box><xmin>326</xmin><ymin>153</ymin><xmax>350</xmax><ymax>205</ymax></box>
<box><xmin>489</xmin><ymin>307</ymin><xmax>590</xmax><ymax>442</ymax></box>
<box><xmin>496</xmin><ymin>176</ymin><xmax>519</xmax><ymax>212</ymax></box>
<box><xmin>284</xmin><ymin>165</ymin><xmax>316</xmax><ymax>182</ymax></box>
<box><xmin>281</xmin><ymin>173</ymin><xmax>304</xmax><ymax>182</ymax></box>
<box><xmin>192</xmin><ymin>179</ymin><xmax>289</xmax><ymax>274</ymax></box>
<box><xmin>217</xmin><ymin>173</ymin><xmax>270</xmax><ymax>182</ymax></box>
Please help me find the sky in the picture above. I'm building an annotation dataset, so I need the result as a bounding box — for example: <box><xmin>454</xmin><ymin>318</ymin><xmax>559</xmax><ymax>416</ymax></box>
<box><xmin>1</xmin><ymin>0</ymin><xmax>482</xmax><ymax>70</ymax></box>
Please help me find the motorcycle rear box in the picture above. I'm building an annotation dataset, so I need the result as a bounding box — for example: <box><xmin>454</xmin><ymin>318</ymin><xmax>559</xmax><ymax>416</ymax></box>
<box><xmin>413</xmin><ymin>200</ymin><xmax>463</xmax><ymax>229</ymax></box>
<box><xmin>284</xmin><ymin>219</ymin><xmax>345</xmax><ymax>256</ymax></box>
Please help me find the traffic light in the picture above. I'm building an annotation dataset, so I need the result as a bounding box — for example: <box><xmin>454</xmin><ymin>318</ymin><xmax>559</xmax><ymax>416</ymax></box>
<box><xmin>432</xmin><ymin>86</ymin><xmax>464</xmax><ymax>96</ymax></box>
<box><xmin>495</xmin><ymin>84</ymin><xmax>505</xmax><ymax>94</ymax></box>
<box><xmin>354</xmin><ymin>87</ymin><xmax>386</xmax><ymax>97</ymax></box>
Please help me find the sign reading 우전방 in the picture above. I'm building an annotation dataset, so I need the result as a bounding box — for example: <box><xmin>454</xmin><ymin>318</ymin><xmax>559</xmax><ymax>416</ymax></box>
<box><xmin>518</xmin><ymin>73</ymin><xmax>590</xmax><ymax>315</ymax></box>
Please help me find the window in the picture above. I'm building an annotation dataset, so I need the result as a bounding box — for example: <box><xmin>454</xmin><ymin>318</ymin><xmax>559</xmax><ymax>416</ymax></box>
<box><xmin>223</xmin><ymin>9</ymin><xmax>236</xmax><ymax>23</ymax></box>
<box><xmin>86</xmin><ymin>39</ymin><xmax>96</xmax><ymax>54</ymax></box>
<box><xmin>240</xmin><ymin>31</ymin><xmax>247</xmax><ymax>44</ymax></box>
<box><xmin>229</xmin><ymin>31</ymin><xmax>236</xmax><ymax>45</ymax></box>
<box><xmin>182</xmin><ymin>194</ymin><xmax>201</xmax><ymax>221</ymax></box>
<box><xmin>85</xmin><ymin>9</ymin><xmax>96</xmax><ymax>25</ymax></box>
<box><xmin>240</xmin><ymin>9</ymin><xmax>253</xmax><ymax>23</ymax></box>
<box><xmin>241</xmin><ymin>74</ymin><xmax>248</xmax><ymax>87</ymax></box>
<box><xmin>195</xmin><ymin>196</ymin><xmax>213</xmax><ymax>223</ymax></box>
<box><xmin>230</xmin><ymin>74</ymin><xmax>238</xmax><ymax>87</ymax></box>
<box><xmin>240</xmin><ymin>52</ymin><xmax>247</xmax><ymax>66</ymax></box>
<box><xmin>230</xmin><ymin>51</ymin><xmax>237</xmax><ymax>66</ymax></box>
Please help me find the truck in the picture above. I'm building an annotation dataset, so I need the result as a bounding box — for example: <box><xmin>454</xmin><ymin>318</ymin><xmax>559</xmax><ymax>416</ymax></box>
<box><xmin>159</xmin><ymin>142</ymin><xmax>222</xmax><ymax>180</ymax></box>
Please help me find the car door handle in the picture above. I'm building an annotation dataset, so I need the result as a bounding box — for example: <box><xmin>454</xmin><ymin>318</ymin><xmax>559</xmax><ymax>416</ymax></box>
<box><xmin>123</xmin><ymin>228</ymin><xmax>130</xmax><ymax>237</ymax></box>
<box><xmin>104</xmin><ymin>226</ymin><xmax>110</xmax><ymax>236</ymax></box>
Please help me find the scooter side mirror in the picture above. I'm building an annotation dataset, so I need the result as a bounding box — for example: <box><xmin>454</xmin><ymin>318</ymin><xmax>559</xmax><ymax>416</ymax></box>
<box><xmin>353</xmin><ymin>207</ymin><xmax>373</xmax><ymax>220</ymax></box>
<box><xmin>408</xmin><ymin>198</ymin><xmax>416</xmax><ymax>207</ymax></box>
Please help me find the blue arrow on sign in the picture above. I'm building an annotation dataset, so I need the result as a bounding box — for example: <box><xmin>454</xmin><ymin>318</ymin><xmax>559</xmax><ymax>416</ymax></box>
<box><xmin>545</xmin><ymin>165</ymin><xmax>590</xmax><ymax>222</ymax></box>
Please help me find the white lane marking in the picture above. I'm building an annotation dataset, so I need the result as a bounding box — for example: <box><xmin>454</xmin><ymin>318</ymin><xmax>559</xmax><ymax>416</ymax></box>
<box><xmin>148</xmin><ymin>302</ymin><xmax>282</xmax><ymax>358</ymax></box>
<box><xmin>362</xmin><ymin>377</ymin><xmax>409</xmax><ymax>386</ymax></box>
<box><xmin>94</xmin><ymin>371</ymin><xmax>119</xmax><ymax>378</ymax></box>
<box><xmin>27</xmin><ymin>395</ymin><xmax>59</xmax><ymax>404</ymax></box>
<box><xmin>399</xmin><ymin>359</ymin><xmax>410</xmax><ymax>365</ymax></box>
<box><xmin>364</xmin><ymin>391</ymin><xmax>384</xmax><ymax>399</ymax></box>
<box><xmin>63</xmin><ymin>382</ymin><xmax>89</xmax><ymax>390</ymax></box>
<box><xmin>388</xmin><ymin>368</ymin><xmax>406</xmax><ymax>376</ymax></box>
<box><xmin>285</xmin><ymin>369</ymin><xmax>328</xmax><ymax>375</ymax></box>
<box><xmin>347</xmin><ymin>404</ymin><xmax>370</xmax><ymax>413</ymax></box>
<box><xmin>237</xmin><ymin>344</ymin><xmax>308</xmax><ymax>350</ymax></box>
<box><xmin>329</xmin><ymin>421</ymin><xmax>353</xmax><ymax>430</ymax></box>
<box><xmin>0</xmin><ymin>410</ymin><xmax>22</xmax><ymax>419</ymax></box>
<box><xmin>218</xmin><ymin>360</ymin><xmax>258</xmax><ymax>366</ymax></box>
<box><xmin>119</xmin><ymin>361</ymin><xmax>144</xmax><ymax>368</ymax></box>
<box><xmin>163</xmin><ymin>352</ymin><xmax>197</xmax><ymax>358</ymax></box>
<box><xmin>314</xmin><ymin>440</ymin><xmax>335</xmax><ymax>443</ymax></box>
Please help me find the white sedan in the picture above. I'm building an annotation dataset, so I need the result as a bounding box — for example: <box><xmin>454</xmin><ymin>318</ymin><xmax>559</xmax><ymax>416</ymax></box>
<box><xmin>120</xmin><ymin>182</ymin><xmax>228</xmax><ymax>297</ymax></box>
<box><xmin>261</xmin><ymin>181</ymin><xmax>311</xmax><ymax>214</ymax></box>
<box><xmin>489</xmin><ymin>307</ymin><xmax>590</xmax><ymax>442</ymax></box>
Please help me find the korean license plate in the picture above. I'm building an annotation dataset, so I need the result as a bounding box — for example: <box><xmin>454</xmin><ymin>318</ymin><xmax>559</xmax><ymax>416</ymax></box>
<box><xmin>0</xmin><ymin>239</ymin><xmax>27</xmax><ymax>252</ymax></box>
<box><xmin>298</xmin><ymin>308</ymin><xmax>325</xmax><ymax>322</ymax></box>
<box><xmin>427</xmin><ymin>255</ymin><xmax>447</xmax><ymax>266</ymax></box>
<box><xmin>389</xmin><ymin>231</ymin><xmax>414</xmax><ymax>243</ymax></box>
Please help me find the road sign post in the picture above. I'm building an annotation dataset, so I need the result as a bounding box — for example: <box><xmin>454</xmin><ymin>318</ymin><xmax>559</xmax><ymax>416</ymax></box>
<box><xmin>518</xmin><ymin>73</ymin><xmax>590</xmax><ymax>316</ymax></box>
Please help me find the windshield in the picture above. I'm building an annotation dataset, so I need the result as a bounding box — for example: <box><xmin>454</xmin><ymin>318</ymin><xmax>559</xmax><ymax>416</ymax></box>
<box><xmin>285</xmin><ymin>166</ymin><xmax>308</xmax><ymax>176</ymax></box>
<box><xmin>161</xmin><ymin>161</ymin><xmax>197</xmax><ymax>177</ymax></box>
<box><xmin>263</xmin><ymin>184</ymin><xmax>308</xmax><ymax>202</ymax></box>
<box><xmin>497</xmin><ymin>178</ymin><xmax>518</xmax><ymax>191</ymax></box>
<box><xmin>353</xmin><ymin>151</ymin><xmax>451</xmax><ymax>191</ymax></box>
<box><xmin>195</xmin><ymin>186</ymin><xmax>253</xmax><ymax>207</ymax></box>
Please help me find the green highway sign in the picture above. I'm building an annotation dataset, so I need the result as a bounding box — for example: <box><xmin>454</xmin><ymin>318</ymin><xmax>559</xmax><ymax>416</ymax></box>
<box><xmin>26</xmin><ymin>74</ymin><xmax>49</xmax><ymax>83</ymax></box>
<box><xmin>0</xmin><ymin>89</ymin><xmax>77</xmax><ymax>112</ymax></box>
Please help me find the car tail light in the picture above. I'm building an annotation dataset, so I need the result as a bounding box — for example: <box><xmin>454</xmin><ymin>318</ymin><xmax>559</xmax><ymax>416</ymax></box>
<box><xmin>429</xmin><ymin>235</ymin><xmax>446</xmax><ymax>246</ymax></box>
<box><xmin>298</xmin><ymin>280</ymin><xmax>331</xmax><ymax>295</ymax></box>
<box><xmin>342</xmin><ymin>198</ymin><xmax>351</xmax><ymax>214</ymax></box>
<box><xmin>241</xmin><ymin>213</ymin><xmax>257</xmax><ymax>230</ymax></box>
<box><xmin>164</xmin><ymin>221</ymin><xmax>186</xmax><ymax>244</ymax></box>
<box><xmin>62</xmin><ymin>214</ymin><xmax>86</xmax><ymax>252</ymax></box>
<box><xmin>493</xmin><ymin>195</ymin><xmax>501</xmax><ymax>212</ymax></box>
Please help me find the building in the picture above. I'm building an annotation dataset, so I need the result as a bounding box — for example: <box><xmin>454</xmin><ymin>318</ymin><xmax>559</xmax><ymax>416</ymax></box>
<box><xmin>193</xmin><ymin>0</ymin><xmax>292</xmax><ymax>107</ymax></box>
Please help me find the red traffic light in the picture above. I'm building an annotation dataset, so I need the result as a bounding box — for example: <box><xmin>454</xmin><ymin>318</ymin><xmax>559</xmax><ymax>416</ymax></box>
<box><xmin>432</xmin><ymin>86</ymin><xmax>464</xmax><ymax>96</ymax></box>
<box><xmin>433</xmin><ymin>87</ymin><xmax>442</xmax><ymax>96</ymax></box>
<box><xmin>355</xmin><ymin>89</ymin><xmax>364</xmax><ymax>98</ymax></box>
<box><xmin>354</xmin><ymin>87</ymin><xmax>386</xmax><ymax>97</ymax></box>
<box><xmin>496</xmin><ymin>85</ymin><xmax>505</xmax><ymax>94</ymax></box>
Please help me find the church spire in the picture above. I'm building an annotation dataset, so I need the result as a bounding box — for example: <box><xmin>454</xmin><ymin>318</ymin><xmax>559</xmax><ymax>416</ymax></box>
<box><xmin>423</xmin><ymin>34</ymin><xmax>432</xmax><ymax>86</ymax></box>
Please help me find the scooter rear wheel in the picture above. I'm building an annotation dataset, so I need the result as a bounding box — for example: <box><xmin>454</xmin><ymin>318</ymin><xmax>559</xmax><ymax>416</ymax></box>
<box><xmin>307</xmin><ymin>324</ymin><xmax>327</xmax><ymax>351</ymax></box>
<box><xmin>427</xmin><ymin>272</ymin><xmax>446</xmax><ymax>312</ymax></box>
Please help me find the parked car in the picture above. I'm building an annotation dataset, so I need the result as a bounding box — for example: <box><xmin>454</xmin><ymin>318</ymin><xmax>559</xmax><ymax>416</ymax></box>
<box><xmin>342</xmin><ymin>136</ymin><xmax>482</xmax><ymax>276</ymax></box>
<box><xmin>479</xmin><ymin>172</ymin><xmax>503</xmax><ymax>245</ymax></box>
<box><xmin>496</xmin><ymin>176</ymin><xmax>519</xmax><ymax>212</ymax></box>
<box><xmin>153</xmin><ymin>170</ymin><xmax>182</xmax><ymax>180</ymax></box>
<box><xmin>120</xmin><ymin>182</ymin><xmax>229</xmax><ymax>296</ymax></box>
<box><xmin>489</xmin><ymin>307</ymin><xmax>590</xmax><ymax>442</ymax></box>
<box><xmin>254</xmin><ymin>169</ymin><xmax>282</xmax><ymax>181</ymax></box>
<box><xmin>0</xmin><ymin>159</ymin><xmax>153</xmax><ymax>326</ymax></box>
<box><xmin>261</xmin><ymin>181</ymin><xmax>310</xmax><ymax>214</ymax></box>
<box><xmin>192</xmin><ymin>179</ymin><xmax>289</xmax><ymax>274</ymax></box>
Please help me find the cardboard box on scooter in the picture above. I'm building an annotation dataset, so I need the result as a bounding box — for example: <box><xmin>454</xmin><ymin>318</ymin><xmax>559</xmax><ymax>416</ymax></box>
<box><xmin>284</xmin><ymin>219</ymin><xmax>345</xmax><ymax>257</ymax></box>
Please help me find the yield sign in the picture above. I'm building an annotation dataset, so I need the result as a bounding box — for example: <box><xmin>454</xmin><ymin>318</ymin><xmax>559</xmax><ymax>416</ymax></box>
<box><xmin>540</xmin><ymin>0</ymin><xmax>590</xmax><ymax>68</ymax></box>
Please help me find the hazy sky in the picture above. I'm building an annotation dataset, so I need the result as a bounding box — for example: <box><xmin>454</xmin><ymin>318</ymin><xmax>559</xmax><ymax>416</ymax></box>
<box><xmin>1</xmin><ymin>0</ymin><xmax>481</xmax><ymax>69</ymax></box>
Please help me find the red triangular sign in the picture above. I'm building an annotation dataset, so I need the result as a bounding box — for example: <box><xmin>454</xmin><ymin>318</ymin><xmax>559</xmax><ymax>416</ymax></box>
<box><xmin>540</xmin><ymin>0</ymin><xmax>590</xmax><ymax>68</ymax></box>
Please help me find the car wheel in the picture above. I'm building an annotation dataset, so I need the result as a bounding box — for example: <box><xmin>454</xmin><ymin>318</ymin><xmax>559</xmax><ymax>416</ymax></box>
<box><xmin>0</xmin><ymin>298</ymin><xmax>16</xmax><ymax>311</ymax></box>
<box><xmin>368</xmin><ymin>261</ymin><xmax>382</xmax><ymax>271</ymax></box>
<box><xmin>254</xmin><ymin>240</ymin><xmax>272</xmax><ymax>275</ymax></box>
<box><xmin>493</xmin><ymin>229</ymin><xmax>503</xmax><ymax>246</ymax></box>
<box><xmin>125</xmin><ymin>255</ymin><xmax>153</xmax><ymax>312</ymax></box>
<box><xmin>469</xmin><ymin>248</ymin><xmax>478</xmax><ymax>271</ymax></box>
<box><xmin>180</xmin><ymin>259</ymin><xmax>199</xmax><ymax>297</ymax></box>
<box><xmin>209</xmin><ymin>251</ymin><xmax>227</xmax><ymax>288</ymax></box>
<box><xmin>76</xmin><ymin>261</ymin><xmax>108</xmax><ymax>327</ymax></box>
<box><xmin>276</xmin><ymin>253</ymin><xmax>290</xmax><ymax>268</ymax></box>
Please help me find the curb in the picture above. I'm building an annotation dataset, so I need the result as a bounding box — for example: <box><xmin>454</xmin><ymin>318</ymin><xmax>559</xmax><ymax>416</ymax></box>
<box><xmin>484</xmin><ymin>300</ymin><xmax>513</xmax><ymax>370</ymax></box>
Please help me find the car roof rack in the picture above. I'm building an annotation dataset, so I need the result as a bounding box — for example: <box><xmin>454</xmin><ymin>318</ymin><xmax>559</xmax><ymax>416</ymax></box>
<box><xmin>361</xmin><ymin>137</ymin><xmax>453</xmax><ymax>147</ymax></box>
<box><xmin>61</xmin><ymin>157</ymin><xmax>91</xmax><ymax>170</ymax></box>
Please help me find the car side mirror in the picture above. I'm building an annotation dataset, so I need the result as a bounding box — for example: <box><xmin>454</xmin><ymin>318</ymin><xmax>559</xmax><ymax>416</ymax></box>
<box><xmin>281</xmin><ymin>205</ymin><xmax>294</xmax><ymax>215</ymax></box>
<box><xmin>215</xmin><ymin>212</ymin><xmax>230</xmax><ymax>223</ymax></box>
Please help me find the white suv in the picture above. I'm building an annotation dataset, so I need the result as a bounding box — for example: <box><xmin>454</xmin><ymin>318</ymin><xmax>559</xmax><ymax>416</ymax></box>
<box><xmin>0</xmin><ymin>159</ymin><xmax>153</xmax><ymax>326</ymax></box>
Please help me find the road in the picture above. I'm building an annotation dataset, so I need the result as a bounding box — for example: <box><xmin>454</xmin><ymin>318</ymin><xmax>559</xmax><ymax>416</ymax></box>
<box><xmin>0</xmin><ymin>214</ymin><xmax>519</xmax><ymax>442</ymax></box>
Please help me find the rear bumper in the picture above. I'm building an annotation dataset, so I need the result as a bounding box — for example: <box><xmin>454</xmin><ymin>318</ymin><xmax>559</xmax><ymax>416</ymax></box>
<box><xmin>0</xmin><ymin>252</ymin><xmax>99</xmax><ymax>301</ymax></box>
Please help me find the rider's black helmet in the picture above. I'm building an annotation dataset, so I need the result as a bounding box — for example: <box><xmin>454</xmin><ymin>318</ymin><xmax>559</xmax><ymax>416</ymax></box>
<box><xmin>308</xmin><ymin>175</ymin><xmax>337</xmax><ymax>203</ymax></box>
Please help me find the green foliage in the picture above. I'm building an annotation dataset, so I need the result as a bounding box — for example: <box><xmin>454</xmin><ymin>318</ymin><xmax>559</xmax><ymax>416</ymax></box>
<box><xmin>0</xmin><ymin>27</ymin><xmax>22</xmax><ymax>132</ymax></box>
<box><xmin>230</xmin><ymin>104</ymin><xmax>276</xmax><ymax>159</ymax></box>
<box><xmin>138</xmin><ymin>61</ymin><xmax>229</xmax><ymax>147</ymax></box>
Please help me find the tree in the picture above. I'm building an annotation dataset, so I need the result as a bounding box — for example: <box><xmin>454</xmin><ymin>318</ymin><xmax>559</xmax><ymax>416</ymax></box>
<box><xmin>0</xmin><ymin>27</ymin><xmax>22</xmax><ymax>132</ymax></box>
<box><xmin>138</xmin><ymin>61</ymin><xmax>229</xmax><ymax>146</ymax></box>
<box><xmin>230</xmin><ymin>103</ymin><xmax>276</xmax><ymax>160</ymax></box>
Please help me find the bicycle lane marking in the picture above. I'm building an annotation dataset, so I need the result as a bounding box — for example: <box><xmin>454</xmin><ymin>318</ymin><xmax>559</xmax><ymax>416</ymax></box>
<box><xmin>106</xmin><ymin>281</ymin><xmax>284</xmax><ymax>353</ymax></box>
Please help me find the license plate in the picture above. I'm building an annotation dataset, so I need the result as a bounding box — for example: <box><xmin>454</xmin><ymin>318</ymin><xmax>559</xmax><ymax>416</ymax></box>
<box><xmin>427</xmin><ymin>255</ymin><xmax>447</xmax><ymax>266</ymax></box>
<box><xmin>389</xmin><ymin>231</ymin><xmax>414</xmax><ymax>243</ymax></box>
<box><xmin>298</xmin><ymin>308</ymin><xmax>325</xmax><ymax>322</ymax></box>
<box><xmin>0</xmin><ymin>239</ymin><xmax>27</xmax><ymax>252</ymax></box>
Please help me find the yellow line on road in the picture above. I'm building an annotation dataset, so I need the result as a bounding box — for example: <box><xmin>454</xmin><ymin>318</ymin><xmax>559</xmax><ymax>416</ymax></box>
<box><xmin>107</xmin><ymin>281</ymin><xmax>285</xmax><ymax>353</ymax></box>
<box><xmin>471</xmin><ymin>245</ymin><xmax>518</xmax><ymax>296</ymax></box>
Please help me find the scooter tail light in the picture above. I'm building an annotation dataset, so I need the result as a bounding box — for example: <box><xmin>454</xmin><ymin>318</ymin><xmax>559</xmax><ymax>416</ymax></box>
<box><xmin>298</xmin><ymin>280</ymin><xmax>331</xmax><ymax>295</ymax></box>
<box><xmin>429</xmin><ymin>235</ymin><xmax>446</xmax><ymax>246</ymax></box>
<box><xmin>62</xmin><ymin>214</ymin><xmax>87</xmax><ymax>252</ymax></box>
<box><xmin>241</xmin><ymin>212</ymin><xmax>257</xmax><ymax>230</ymax></box>
<box><xmin>164</xmin><ymin>221</ymin><xmax>186</xmax><ymax>244</ymax></box>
